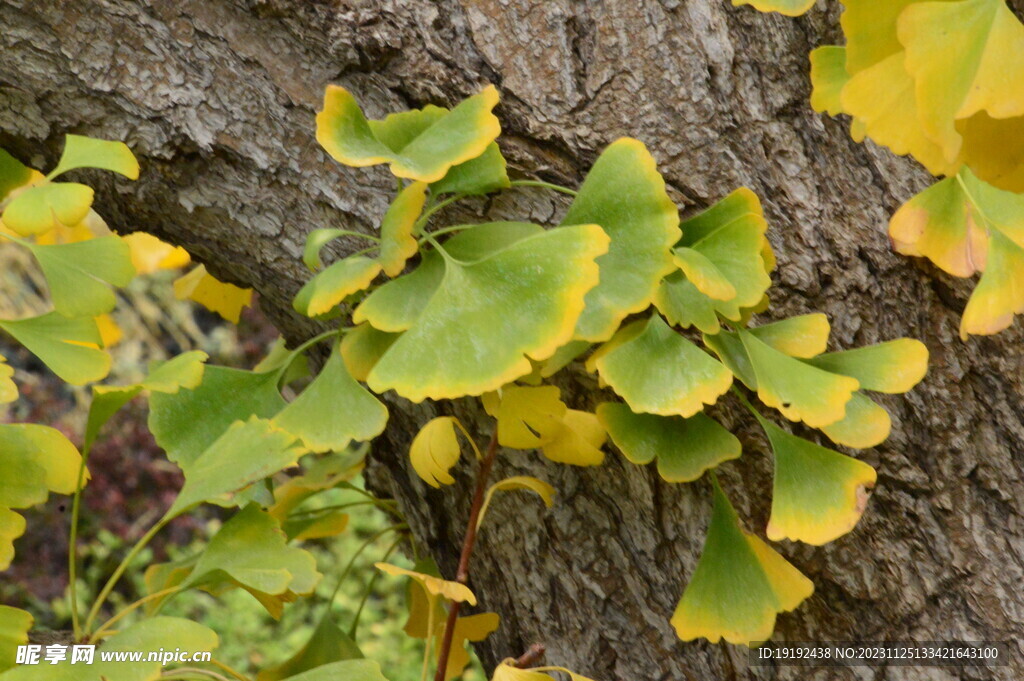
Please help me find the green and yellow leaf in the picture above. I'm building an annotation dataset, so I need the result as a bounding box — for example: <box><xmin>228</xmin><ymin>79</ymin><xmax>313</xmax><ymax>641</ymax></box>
<box><xmin>809</xmin><ymin>46</ymin><xmax>849</xmax><ymax>116</ymax></box>
<box><xmin>340</xmin><ymin>323</ymin><xmax>400</xmax><ymax>382</ymax></box>
<box><xmin>293</xmin><ymin>256</ymin><xmax>381</xmax><ymax>318</ymax></box>
<box><xmin>1</xmin><ymin>182</ymin><xmax>94</xmax><ymax>236</ymax></box>
<box><xmin>379</xmin><ymin>181</ymin><xmax>427</xmax><ymax>276</ymax></box>
<box><xmin>806</xmin><ymin>338</ymin><xmax>928</xmax><ymax>393</ymax></box>
<box><xmin>0</xmin><ymin>606</ymin><xmax>32</xmax><ymax>673</ymax></box>
<box><xmin>0</xmin><ymin>312</ymin><xmax>110</xmax><ymax>385</ymax></box>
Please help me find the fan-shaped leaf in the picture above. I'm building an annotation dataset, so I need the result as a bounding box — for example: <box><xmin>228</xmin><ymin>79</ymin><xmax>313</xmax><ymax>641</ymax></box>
<box><xmin>173</xmin><ymin>264</ymin><xmax>253</xmax><ymax>323</ymax></box>
<box><xmin>438</xmin><ymin>613</ymin><xmax>501</xmax><ymax>681</ymax></box>
<box><xmin>379</xmin><ymin>181</ymin><xmax>427</xmax><ymax>276</ymax></box>
<box><xmin>759</xmin><ymin>418</ymin><xmax>877</xmax><ymax>545</ymax></box>
<box><xmin>273</xmin><ymin>346</ymin><xmax>388</xmax><ymax>453</ymax></box>
<box><xmin>490</xmin><ymin>385</ymin><xmax>566</xmax><ymax>449</ymax></box>
<box><xmin>367</xmin><ymin>225</ymin><xmax>608</xmax><ymax>401</ymax></box>
<box><xmin>28</xmin><ymin>235</ymin><xmax>135</xmax><ymax>317</ymax></box>
<box><xmin>595</xmin><ymin>315</ymin><xmax>732</xmax><ymax>418</ymax></box>
<box><xmin>294</xmin><ymin>256</ymin><xmax>381</xmax><ymax>318</ymax></box>
<box><xmin>0</xmin><ymin>313</ymin><xmax>110</xmax><ymax>384</ymax></box>
<box><xmin>562</xmin><ymin>138</ymin><xmax>680</xmax><ymax>341</ymax></box>
<box><xmin>1</xmin><ymin>182</ymin><xmax>94</xmax><ymax>236</ymax></box>
<box><xmin>671</xmin><ymin>481</ymin><xmax>813</xmax><ymax>644</ymax></box>
<box><xmin>598</xmin><ymin>403</ymin><xmax>740</xmax><ymax>482</ymax></box>
<box><xmin>806</xmin><ymin>338</ymin><xmax>928</xmax><ymax>393</ymax></box>
<box><xmin>316</xmin><ymin>85</ymin><xmax>501</xmax><ymax>183</ymax></box>
<box><xmin>410</xmin><ymin>416</ymin><xmax>463</xmax><ymax>488</ymax></box>
<box><xmin>540</xmin><ymin>410</ymin><xmax>606</xmax><ymax>466</ymax></box>
<box><xmin>49</xmin><ymin>134</ymin><xmax>139</xmax><ymax>180</ymax></box>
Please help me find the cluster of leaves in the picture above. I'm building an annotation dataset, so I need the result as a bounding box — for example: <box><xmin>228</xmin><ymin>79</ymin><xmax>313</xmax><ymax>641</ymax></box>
<box><xmin>743</xmin><ymin>0</ymin><xmax>1024</xmax><ymax>338</ymax></box>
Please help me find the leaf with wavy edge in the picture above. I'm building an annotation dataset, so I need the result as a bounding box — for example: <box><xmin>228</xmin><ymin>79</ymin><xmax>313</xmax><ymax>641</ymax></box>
<box><xmin>293</xmin><ymin>256</ymin><xmax>381</xmax><ymax>318</ymax></box>
<box><xmin>489</xmin><ymin>385</ymin><xmax>566</xmax><ymax>449</ymax></box>
<box><xmin>757</xmin><ymin>417</ymin><xmax>877</xmax><ymax>545</ymax></box>
<box><xmin>379</xmin><ymin>181</ymin><xmax>427</xmax><ymax>276</ymax></box>
<box><xmin>672</xmin><ymin>479</ymin><xmax>813</xmax><ymax>644</ymax></box>
<box><xmin>174</xmin><ymin>264</ymin><xmax>253</xmax><ymax>323</ymax></box>
<box><xmin>410</xmin><ymin>416</ymin><xmax>463</xmax><ymax>488</ymax></box>
<box><xmin>0</xmin><ymin>312</ymin><xmax>110</xmax><ymax>385</ymax></box>
<box><xmin>595</xmin><ymin>315</ymin><xmax>732</xmax><ymax>418</ymax></box>
<box><xmin>431</xmin><ymin>142</ymin><xmax>510</xmax><ymax>196</ymax></box>
<box><xmin>740</xmin><ymin>330</ymin><xmax>857</xmax><ymax>428</ymax></box>
<box><xmin>598</xmin><ymin>403</ymin><xmax>740</xmax><ymax>482</ymax></box>
<box><xmin>316</xmin><ymin>85</ymin><xmax>500</xmax><ymax>183</ymax></box>
<box><xmin>748</xmin><ymin>314</ymin><xmax>830</xmax><ymax>358</ymax></box>
<box><xmin>376</xmin><ymin>562</ymin><xmax>477</xmax><ymax>605</ymax></box>
<box><xmin>367</xmin><ymin>224</ymin><xmax>608</xmax><ymax>401</ymax></box>
<box><xmin>562</xmin><ymin>138</ymin><xmax>681</xmax><ymax>342</ymax></box>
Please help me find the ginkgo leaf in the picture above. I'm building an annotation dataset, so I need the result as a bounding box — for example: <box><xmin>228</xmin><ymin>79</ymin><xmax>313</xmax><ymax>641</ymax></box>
<box><xmin>379</xmin><ymin>181</ymin><xmax>427</xmax><ymax>276</ymax></box>
<box><xmin>173</xmin><ymin>264</ymin><xmax>253</xmax><ymax>323</ymax></box>
<box><xmin>671</xmin><ymin>480</ymin><xmax>813</xmax><ymax>644</ymax></box>
<box><xmin>806</xmin><ymin>338</ymin><xmax>928</xmax><ymax>393</ymax></box>
<box><xmin>747</xmin><ymin>314</ymin><xmax>830</xmax><ymax>358</ymax></box>
<box><xmin>672</xmin><ymin>247</ymin><xmax>736</xmax><ymax>301</ymax></box>
<box><xmin>367</xmin><ymin>225</ymin><xmax>608</xmax><ymax>401</ymax></box>
<box><xmin>294</xmin><ymin>256</ymin><xmax>381</xmax><ymax>318</ymax></box>
<box><xmin>284</xmin><ymin>509</ymin><xmax>350</xmax><ymax>541</ymax></box>
<box><xmin>149</xmin><ymin>365</ymin><xmax>286</xmax><ymax>467</ymax></box>
<box><xmin>732</xmin><ymin>0</ymin><xmax>816</xmax><ymax>16</ymax></box>
<box><xmin>759</xmin><ymin>418</ymin><xmax>877</xmax><ymax>545</ymax></box>
<box><xmin>541</xmin><ymin>410</ymin><xmax>606</xmax><ymax>466</ymax></box>
<box><xmin>820</xmin><ymin>392</ymin><xmax>892</xmax><ymax>449</ymax></box>
<box><xmin>0</xmin><ymin>312</ymin><xmax>110</xmax><ymax>384</ymax></box>
<box><xmin>0</xmin><ymin>508</ymin><xmax>24</xmax><ymax>571</ymax></box>
<box><xmin>0</xmin><ymin>424</ymin><xmax>83</xmax><ymax>505</ymax></box>
<box><xmin>654</xmin><ymin>272</ymin><xmax>723</xmax><ymax>334</ymax></box>
<box><xmin>257</xmin><ymin>618</ymin><xmax>363</xmax><ymax>681</ymax></box>
<box><xmin>28</xmin><ymin>235</ymin><xmax>136</xmax><ymax>316</ymax></box>
<box><xmin>562</xmin><ymin>138</ymin><xmax>680</xmax><ymax>341</ymax></box>
<box><xmin>273</xmin><ymin>346</ymin><xmax>388</xmax><ymax>453</ymax></box>
<box><xmin>267</xmin><ymin>660</ymin><xmax>388</xmax><ymax>681</ymax></box>
<box><xmin>492</xmin><ymin>662</ymin><xmax>596</xmax><ymax>681</ymax></box>
<box><xmin>0</xmin><ymin>148</ymin><xmax>33</xmax><ymax>203</ymax></box>
<box><xmin>479</xmin><ymin>476</ymin><xmax>556</xmax><ymax>529</ymax></box>
<box><xmin>840</xmin><ymin>0</ymin><xmax>918</xmax><ymax>75</ymax></box>
<box><xmin>491</xmin><ymin>385</ymin><xmax>567</xmax><ymax>449</ymax></box>
<box><xmin>809</xmin><ymin>46</ymin><xmax>849</xmax><ymax>116</ymax></box>
<box><xmin>1</xmin><ymin>182</ymin><xmax>94</xmax><ymax>236</ymax></box>
<box><xmin>122</xmin><ymin>232</ymin><xmax>190</xmax><ymax>273</ymax></box>
<box><xmin>340</xmin><ymin>323</ymin><xmax>400</xmax><ymax>382</ymax></box>
<box><xmin>438</xmin><ymin>612</ymin><xmax>501</xmax><ymax>681</ymax></box>
<box><xmin>740</xmin><ymin>330</ymin><xmax>858</xmax><ymax>428</ymax></box>
<box><xmin>375</xmin><ymin>562</ymin><xmax>477</xmax><ymax>605</ymax></box>
<box><xmin>598</xmin><ymin>403</ymin><xmax>740</xmax><ymax>483</ymax></box>
<box><xmin>702</xmin><ymin>329</ymin><xmax>757</xmax><ymax>389</ymax></box>
<box><xmin>431</xmin><ymin>142</ymin><xmax>510</xmax><ymax>196</ymax></box>
<box><xmin>595</xmin><ymin>315</ymin><xmax>732</xmax><ymax>418</ymax></box>
<box><xmin>95</xmin><ymin>313</ymin><xmax>123</xmax><ymax>347</ymax></box>
<box><xmin>316</xmin><ymin>85</ymin><xmax>501</xmax><ymax>183</ymax></box>
<box><xmin>899</xmin><ymin>0</ymin><xmax>1024</xmax><ymax>166</ymax></box>
<box><xmin>402</xmin><ymin>557</ymin><xmax>447</xmax><ymax>639</ymax></box>
<box><xmin>0</xmin><ymin>606</ymin><xmax>31</xmax><ymax>672</ymax></box>
<box><xmin>0</xmin><ymin>355</ymin><xmax>15</xmax><ymax>404</ymax></box>
<box><xmin>49</xmin><ymin>134</ymin><xmax>140</xmax><ymax>180</ymax></box>
<box><xmin>409</xmin><ymin>416</ymin><xmax>463</xmax><ymax>488</ymax></box>
<box><xmin>184</xmin><ymin>503</ymin><xmax>322</xmax><ymax>618</ymax></box>
<box><xmin>167</xmin><ymin>417</ymin><xmax>305</xmax><ymax>518</ymax></box>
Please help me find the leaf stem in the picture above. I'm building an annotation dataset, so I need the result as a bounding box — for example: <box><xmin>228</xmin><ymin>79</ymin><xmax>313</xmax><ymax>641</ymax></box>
<box><xmin>209</xmin><ymin>659</ymin><xmax>253</xmax><ymax>681</ymax></box>
<box><xmin>421</xmin><ymin>595</ymin><xmax>437</xmax><ymax>681</ymax></box>
<box><xmin>321</xmin><ymin>524</ymin><xmax>406</xmax><ymax>624</ymax></box>
<box><xmin>433</xmin><ymin>429</ymin><xmax>500</xmax><ymax>681</ymax></box>
<box><xmin>273</xmin><ymin>329</ymin><xmax>340</xmax><ymax>383</ymax></box>
<box><xmin>414</xmin><ymin>194</ymin><xmax>467</xmax><ymax>234</ymax></box>
<box><xmin>508</xmin><ymin>179</ymin><xmax>578</xmax><ymax>197</ymax></box>
<box><xmin>288</xmin><ymin>499</ymin><xmax>396</xmax><ymax>519</ymax></box>
<box><xmin>417</xmin><ymin>224</ymin><xmax>473</xmax><ymax>245</ymax></box>
<box><xmin>331</xmin><ymin>229</ymin><xmax>382</xmax><ymax>244</ymax></box>
<box><xmin>348</xmin><ymin>537</ymin><xmax>402</xmax><ymax>638</ymax></box>
<box><xmin>68</xmin><ymin>441</ymin><xmax>92</xmax><ymax>640</ymax></box>
<box><xmin>91</xmin><ymin>586</ymin><xmax>183</xmax><ymax>642</ymax></box>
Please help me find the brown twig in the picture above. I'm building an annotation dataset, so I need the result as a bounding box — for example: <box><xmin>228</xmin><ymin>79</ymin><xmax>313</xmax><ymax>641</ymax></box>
<box><xmin>434</xmin><ymin>429</ymin><xmax>500</xmax><ymax>681</ymax></box>
<box><xmin>513</xmin><ymin>643</ymin><xmax>546</xmax><ymax>668</ymax></box>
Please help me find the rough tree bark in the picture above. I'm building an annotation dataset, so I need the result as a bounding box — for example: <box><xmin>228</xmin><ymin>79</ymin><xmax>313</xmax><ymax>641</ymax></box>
<box><xmin>2</xmin><ymin>1</ymin><xmax>1023</xmax><ymax>679</ymax></box>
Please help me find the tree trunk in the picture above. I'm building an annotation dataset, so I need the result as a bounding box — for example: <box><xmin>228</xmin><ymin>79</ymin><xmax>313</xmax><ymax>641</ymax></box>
<box><xmin>3</xmin><ymin>1</ymin><xmax>1023</xmax><ymax>679</ymax></box>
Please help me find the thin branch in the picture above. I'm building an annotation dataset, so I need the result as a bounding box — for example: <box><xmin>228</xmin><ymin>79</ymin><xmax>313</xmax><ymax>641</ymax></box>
<box><xmin>513</xmin><ymin>643</ymin><xmax>546</xmax><ymax>668</ymax></box>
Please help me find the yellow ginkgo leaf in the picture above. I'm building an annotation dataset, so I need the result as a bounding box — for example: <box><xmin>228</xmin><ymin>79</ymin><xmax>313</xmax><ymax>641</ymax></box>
<box><xmin>409</xmin><ymin>416</ymin><xmax>463</xmax><ymax>488</ymax></box>
<box><xmin>379</xmin><ymin>181</ymin><xmax>427</xmax><ymax>277</ymax></box>
<box><xmin>122</xmin><ymin>232</ymin><xmax>190</xmax><ymax>274</ymax></box>
<box><xmin>747</xmin><ymin>314</ymin><xmax>830</xmax><ymax>359</ymax></box>
<box><xmin>439</xmin><ymin>613</ymin><xmax>501</xmax><ymax>681</ymax></box>
<box><xmin>174</xmin><ymin>264</ymin><xmax>253</xmax><ymax>323</ymax></box>
<box><xmin>731</xmin><ymin>0</ymin><xmax>816</xmax><ymax>17</ymax></box>
<box><xmin>0</xmin><ymin>354</ymin><xmax>16</xmax><ymax>404</ymax></box>
<box><xmin>540</xmin><ymin>410</ymin><xmax>606</xmax><ymax>466</ymax></box>
<box><xmin>95</xmin><ymin>314</ymin><xmax>123</xmax><ymax>348</ymax></box>
<box><xmin>293</xmin><ymin>255</ymin><xmax>381</xmax><ymax>318</ymax></box>
<box><xmin>478</xmin><ymin>476</ymin><xmax>556</xmax><ymax>530</ymax></box>
<box><xmin>490</xmin><ymin>385</ymin><xmax>567</xmax><ymax>449</ymax></box>
<box><xmin>375</xmin><ymin>562</ymin><xmax>477</xmax><ymax>605</ymax></box>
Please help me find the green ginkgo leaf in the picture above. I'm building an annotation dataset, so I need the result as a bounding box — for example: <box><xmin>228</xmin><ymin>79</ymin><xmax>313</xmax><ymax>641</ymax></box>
<box><xmin>367</xmin><ymin>224</ymin><xmax>609</xmax><ymax>401</ymax></box>
<box><xmin>702</xmin><ymin>329</ymin><xmax>757</xmax><ymax>388</ymax></box>
<box><xmin>759</xmin><ymin>418</ymin><xmax>877</xmax><ymax>545</ymax></box>
<box><xmin>184</xmin><ymin>503</ymin><xmax>322</xmax><ymax>618</ymax></box>
<box><xmin>595</xmin><ymin>315</ymin><xmax>732</xmax><ymax>418</ymax></box>
<box><xmin>409</xmin><ymin>416</ymin><xmax>463</xmax><ymax>488</ymax></box>
<box><xmin>0</xmin><ymin>606</ymin><xmax>31</xmax><ymax>672</ymax></box>
<box><xmin>809</xmin><ymin>46</ymin><xmax>849</xmax><ymax>116</ymax></box>
<box><xmin>561</xmin><ymin>138</ymin><xmax>681</xmax><ymax>342</ymax></box>
<box><xmin>747</xmin><ymin>314</ymin><xmax>831</xmax><ymax>358</ymax></box>
<box><xmin>273</xmin><ymin>346</ymin><xmax>388</xmax><ymax>453</ymax></box>
<box><xmin>0</xmin><ymin>148</ymin><xmax>33</xmax><ymax>203</ymax></box>
<box><xmin>149</xmin><ymin>365</ymin><xmax>287</xmax><ymax>467</ymax></box>
<box><xmin>0</xmin><ymin>313</ymin><xmax>110</xmax><ymax>385</ymax></box>
<box><xmin>379</xmin><ymin>181</ymin><xmax>427</xmax><ymax>276</ymax></box>
<box><xmin>294</xmin><ymin>256</ymin><xmax>381</xmax><ymax>318</ymax></box>
<box><xmin>820</xmin><ymin>391</ymin><xmax>892</xmax><ymax>449</ymax></box>
<box><xmin>354</xmin><ymin>251</ymin><xmax>446</xmax><ymax>332</ymax></box>
<box><xmin>303</xmin><ymin>228</ymin><xmax>359</xmax><ymax>271</ymax></box>
<box><xmin>0</xmin><ymin>424</ymin><xmax>82</xmax><ymax>505</ymax></box>
<box><xmin>257</xmin><ymin>618</ymin><xmax>363</xmax><ymax>681</ymax></box>
<box><xmin>27</xmin><ymin>236</ymin><xmax>136</xmax><ymax>317</ymax></box>
<box><xmin>672</xmin><ymin>479</ymin><xmax>813</xmax><ymax>644</ymax></box>
<box><xmin>0</xmin><ymin>182</ymin><xmax>94</xmax><ymax>236</ymax></box>
<box><xmin>48</xmin><ymin>134</ymin><xmax>140</xmax><ymax>180</ymax></box>
<box><xmin>430</xmin><ymin>142</ymin><xmax>510</xmax><ymax>196</ymax></box>
<box><xmin>340</xmin><ymin>323</ymin><xmax>401</xmax><ymax>382</ymax></box>
<box><xmin>654</xmin><ymin>272</ymin><xmax>724</xmax><ymax>333</ymax></box>
<box><xmin>168</xmin><ymin>417</ymin><xmax>305</xmax><ymax>518</ymax></box>
<box><xmin>271</xmin><ymin>660</ymin><xmax>390</xmax><ymax>681</ymax></box>
<box><xmin>316</xmin><ymin>85</ymin><xmax>501</xmax><ymax>183</ymax></box>
<box><xmin>598</xmin><ymin>403</ymin><xmax>740</xmax><ymax>483</ymax></box>
<box><xmin>740</xmin><ymin>330</ymin><xmax>858</xmax><ymax>428</ymax></box>
<box><xmin>732</xmin><ymin>0</ymin><xmax>816</xmax><ymax>16</ymax></box>
<box><xmin>805</xmin><ymin>338</ymin><xmax>929</xmax><ymax>393</ymax></box>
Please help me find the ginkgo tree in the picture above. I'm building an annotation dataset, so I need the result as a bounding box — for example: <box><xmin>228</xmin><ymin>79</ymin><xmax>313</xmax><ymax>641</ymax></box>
<box><xmin>0</xmin><ymin>74</ymin><xmax>930</xmax><ymax>681</ymax></box>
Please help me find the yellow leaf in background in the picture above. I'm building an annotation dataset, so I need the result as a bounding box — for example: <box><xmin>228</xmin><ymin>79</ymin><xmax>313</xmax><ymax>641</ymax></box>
<box><xmin>0</xmin><ymin>354</ymin><xmax>16</xmax><ymax>404</ymax></box>
<box><xmin>731</xmin><ymin>0</ymin><xmax>816</xmax><ymax>17</ymax></box>
<box><xmin>540</xmin><ymin>410</ymin><xmax>606</xmax><ymax>466</ymax></box>
<box><xmin>174</xmin><ymin>264</ymin><xmax>253</xmax><ymax>323</ymax></box>
<box><xmin>123</xmin><ymin>232</ymin><xmax>190</xmax><ymax>273</ymax></box>
<box><xmin>33</xmin><ymin>208</ymin><xmax>109</xmax><ymax>245</ymax></box>
<box><xmin>478</xmin><ymin>476</ymin><xmax>556</xmax><ymax>530</ymax></box>
<box><xmin>375</xmin><ymin>562</ymin><xmax>477</xmax><ymax>605</ymax></box>
<box><xmin>491</xmin><ymin>385</ymin><xmax>566</xmax><ymax>449</ymax></box>
<box><xmin>409</xmin><ymin>416</ymin><xmax>463</xmax><ymax>488</ymax></box>
<box><xmin>94</xmin><ymin>314</ymin><xmax>123</xmax><ymax>348</ymax></box>
<box><xmin>438</xmin><ymin>613</ymin><xmax>501</xmax><ymax>681</ymax></box>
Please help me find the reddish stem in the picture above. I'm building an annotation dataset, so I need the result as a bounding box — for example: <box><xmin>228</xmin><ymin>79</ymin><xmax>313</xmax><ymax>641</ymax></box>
<box><xmin>513</xmin><ymin>643</ymin><xmax>546</xmax><ymax>668</ymax></box>
<box><xmin>434</xmin><ymin>430</ymin><xmax>500</xmax><ymax>681</ymax></box>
